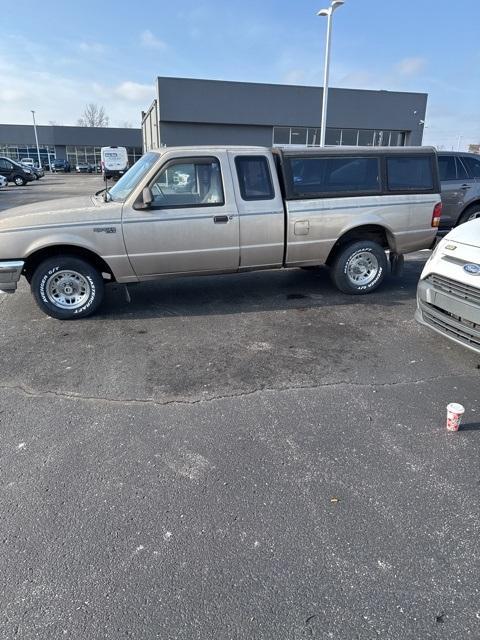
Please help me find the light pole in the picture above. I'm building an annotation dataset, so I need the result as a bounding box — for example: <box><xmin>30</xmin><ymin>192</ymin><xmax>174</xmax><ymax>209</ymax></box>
<box><xmin>317</xmin><ymin>0</ymin><xmax>344</xmax><ymax>147</ymax></box>
<box><xmin>31</xmin><ymin>110</ymin><xmax>42</xmax><ymax>168</ymax></box>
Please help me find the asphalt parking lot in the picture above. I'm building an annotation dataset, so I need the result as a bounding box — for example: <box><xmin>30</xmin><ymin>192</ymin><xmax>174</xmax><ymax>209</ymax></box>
<box><xmin>1</xmin><ymin>175</ymin><xmax>479</xmax><ymax>639</ymax></box>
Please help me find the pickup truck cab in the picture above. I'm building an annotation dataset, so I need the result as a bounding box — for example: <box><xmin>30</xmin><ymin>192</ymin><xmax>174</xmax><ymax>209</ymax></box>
<box><xmin>0</xmin><ymin>145</ymin><xmax>441</xmax><ymax>319</ymax></box>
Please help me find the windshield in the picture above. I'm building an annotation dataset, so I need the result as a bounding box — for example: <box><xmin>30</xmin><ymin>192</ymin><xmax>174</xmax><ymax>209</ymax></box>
<box><xmin>107</xmin><ymin>152</ymin><xmax>159</xmax><ymax>202</ymax></box>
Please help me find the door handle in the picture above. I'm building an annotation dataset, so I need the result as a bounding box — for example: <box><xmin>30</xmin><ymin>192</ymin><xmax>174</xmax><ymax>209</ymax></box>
<box><xmin>460</xmin><ymin>184</ymin><xmax>472</xmax><ymax>190</ymax></box>
<box><xmin>214</xmin><ymin>215</ymin><xmax>229</xmax><ymax>224</ymax></box>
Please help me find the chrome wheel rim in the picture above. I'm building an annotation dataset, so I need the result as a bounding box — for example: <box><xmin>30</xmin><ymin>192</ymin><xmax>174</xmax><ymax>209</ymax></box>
<box><xmin>347</xmin><ymin>251</ymin><xmax>379</xmax><ymax>286</ymax></box>
<box><xmin>45</xmin><ymin>270</ymin><xmax>90</xmax><ymax>310</ymax></box>
<box><xmin>467</xmin><ymin>211</ymin><xmax>480</xmax><ymax>222</ymax></box>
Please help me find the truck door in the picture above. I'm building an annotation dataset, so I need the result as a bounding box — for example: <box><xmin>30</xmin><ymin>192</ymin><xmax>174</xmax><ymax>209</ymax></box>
<box><xmin>227</xmin><ymin>152</ymin><xmax>285</xmax><ymax>269</ymax></box>
<box><xmin>122</xmin><ymin>153</ymin><xmax>240</xmax><ymax>276</ymax></box>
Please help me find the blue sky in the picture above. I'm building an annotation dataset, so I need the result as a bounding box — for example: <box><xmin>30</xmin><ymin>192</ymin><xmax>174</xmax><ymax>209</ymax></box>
<box><xmin>1</xmin><ymin>0</ymin><xmax>479</xmax><ymax>149</ymax></box>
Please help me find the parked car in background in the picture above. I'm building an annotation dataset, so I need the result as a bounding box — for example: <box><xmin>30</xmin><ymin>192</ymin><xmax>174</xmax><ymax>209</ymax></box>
<box><xmin>438</xmin><ymin>151</ymin><xmax>480</xmax><ymax>234</ymax></box>
<box><xmin>20</xmin><ymin>161</ymin><xmax>44</xmax><ymax>180</ymax></box>
<box><xmin>416</xmin><ymin>218</ymin><xmax>480</xmax><ymax>354</ymax></box>
<box><xmin>0</xmin><ymin>145</ymin><xmax>441</xmax><ymax>319</ymax></box>
<box><xmin>0</xmin><ymin>157</ymin><xmax>35</xmax><ymax>186</ymax></box>
<box><xmin>75</xmin><ymin>162</ymin><xmax>93</xmax><ymax>174</ymax></box>
<box><xmin>32</xmin><ymin>166</ymin><xmax>45</xmax><ymax>180</ymax></box>
<box><xmin>51</xmin><ymin>159</ymin><xmax>71</xmax><ymax>173</ymax></box>
<box><xmin>0</xmin><ymin>175</ymin><xmax>7</xmax><ymax>189</ymax></box>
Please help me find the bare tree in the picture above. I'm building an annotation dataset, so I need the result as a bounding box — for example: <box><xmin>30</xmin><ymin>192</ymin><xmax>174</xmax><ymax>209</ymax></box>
<box><xmin>77</xmin><ymin>103</ymin><xmax>109</xmax><ymax>127</ymax></box>
<box><xmin>119</xmin><ymin>121</ymin><xmax>134</xmax><ymax>128</ymax></box>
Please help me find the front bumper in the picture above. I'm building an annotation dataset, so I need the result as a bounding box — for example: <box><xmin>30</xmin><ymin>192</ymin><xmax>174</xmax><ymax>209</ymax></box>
<box><xmin>416</xmin><ymin>277</ymin><xmax>480</xmax><ymax>354</ymax></box>
<box><xmin>0</xmin><ymin>261</ymin><xmax>24</xmax><ymax>293</ymax></box>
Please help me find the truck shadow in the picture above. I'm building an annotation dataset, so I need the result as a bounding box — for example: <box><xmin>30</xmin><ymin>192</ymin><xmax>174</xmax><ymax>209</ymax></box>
<box><xmin>95</xmin><ymin>255</ymin><xmax>428</xmax><ymax>321</ymax></box>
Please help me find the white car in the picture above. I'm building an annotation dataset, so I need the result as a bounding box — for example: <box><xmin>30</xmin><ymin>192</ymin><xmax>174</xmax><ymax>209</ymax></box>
<box><xmin>416</xmin><ymin>218</ymin><xmax>480</xmax><ymax>353</ymax></box>
<box><xmin>0</xmin><ymin>175</ymin><xmax>7</xmax><ymax>189</ymax></box>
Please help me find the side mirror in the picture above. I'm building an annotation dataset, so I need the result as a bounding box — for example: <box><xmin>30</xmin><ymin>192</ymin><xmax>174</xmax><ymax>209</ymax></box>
<box><xmin>142</xmin><ymin>186</ymin><xmax>153</xmax><ymax>207</ymax></box>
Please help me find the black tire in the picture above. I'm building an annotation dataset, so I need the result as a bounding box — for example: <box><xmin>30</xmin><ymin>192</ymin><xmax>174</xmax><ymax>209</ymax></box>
<box><xmin>13</xmin><ymin>175</ymin><xmax>26</xmax><ymax>186</ymax></box>
<box><xmin>31</xmin><ymin>256</ymin><xmax>105</xmax><ymax>320</ymax></box>
<box><xmin>457</xmin><ymin>205</ymin><xmax>480</xmax><ymax>226</ymax></box>
<box><xmin>33</xmin><ymin>173</ymin><xmax>39</xmax><ymax>180</ymax></box>
<box><xmin>330</xmin><ymin>240</ymin><xmax>387</xmax><ymax>295</ymax></box>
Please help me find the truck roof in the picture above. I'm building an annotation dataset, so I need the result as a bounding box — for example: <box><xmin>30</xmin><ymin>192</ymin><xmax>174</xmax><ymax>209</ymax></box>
<box><xmin>147</xmin><ymin>145</ymin><xmax>437</xmax><ymax>156</ymax></box>
<box><xmin>279</xmin><ymin>146</ymin><xmax>437</xmax><ymax>157</ymax></box>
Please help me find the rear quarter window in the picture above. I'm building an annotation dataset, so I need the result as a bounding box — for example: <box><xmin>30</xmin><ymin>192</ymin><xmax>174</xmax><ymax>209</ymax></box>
<box><xmin>438</xmin><ymin>155</ymin><xmax>456</xmax><ymax>181</ymax></box>
<box><xmin>235</xmin><ymin>156</ymin><xmax>274</xmax><ymax>201</ymax></box>
<box><xmin>387</xmin><ymin>156</ymin><xmax>434</xmax><ymax>191</ymax></box>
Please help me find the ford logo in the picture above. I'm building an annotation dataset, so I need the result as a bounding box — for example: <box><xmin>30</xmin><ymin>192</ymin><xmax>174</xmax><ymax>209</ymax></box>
<box><xmin>463</xmin><ymin>263</ymin><xmax>480</xmax><ymax>275</ymax></box>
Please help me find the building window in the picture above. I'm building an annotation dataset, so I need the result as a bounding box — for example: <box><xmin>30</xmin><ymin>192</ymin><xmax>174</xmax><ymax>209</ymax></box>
<box><xmin>340</xmin><ymin>129</ymin><xmax>358</xmax><ymax>146</ymax></box>
<box><xmin>273</xmin><ymin>127</ymin><xmax>291</xmax><ymax>145</ymax></box>
<box><xmin>290</xmin><ymin>127</ymin><xmax>307</xmax><ymax>145</ymax></box>
<box><xmin>273</xmin><ymin>127</ymin><xmax>408</xmax><ymax>148</ymax></box>
<box><xmin>65</xmin><ymin>145</ymin><xmax>143</xmax><ymax>169</ymax></box>
<box><xmin>0</xmin><ymin>144</ymin><xmax>55</xmax><ymax>165</ymax></box>
<box><xmin>324</xmin><ymin>129</ymin><xmax>342</xmax><ymax>145</ymax></box>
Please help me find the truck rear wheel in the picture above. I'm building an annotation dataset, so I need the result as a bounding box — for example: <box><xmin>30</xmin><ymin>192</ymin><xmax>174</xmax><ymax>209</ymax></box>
<box><xmin>31</xmin><ymin>256</ymin><xmax>104</xmax><ymax>320</ymax></box>
<box><xmin>330</xmin><ymin>240</ymin><xmax>387</xmax><ymax>295</ymax></box>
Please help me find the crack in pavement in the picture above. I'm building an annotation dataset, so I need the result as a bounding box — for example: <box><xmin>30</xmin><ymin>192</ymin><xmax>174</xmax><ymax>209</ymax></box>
<box><xmin>0</xmin><ymin>372</ymin><xmax>476</xmax><ymax>409</ymax></box>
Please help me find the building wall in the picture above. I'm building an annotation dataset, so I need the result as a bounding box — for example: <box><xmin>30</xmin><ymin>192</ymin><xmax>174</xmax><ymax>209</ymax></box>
<box><xmin>0</xmin><ymin>124</ymin><xmax>142</xmax><ymax>146</ymax></box>
<box><xmin>160</xmin><ymin>122</ymin><xmax>274</xmax><ymax>147</ymax></box>
<box><xmin>154</xmin><ymin>77</ymin><xmax>427</xmax><ymax>148</ymax></box>
<box><xmin>0</xmin><ymin>124</ymin><xmax>143</xmax><ymax>166</ymax></box>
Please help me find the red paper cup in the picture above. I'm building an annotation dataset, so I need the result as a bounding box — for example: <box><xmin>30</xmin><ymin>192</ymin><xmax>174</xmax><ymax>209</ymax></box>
<box><xmin>446</xmin><ymin>403</ymin><xmax>465</xmax><ymax>432</ymax></box>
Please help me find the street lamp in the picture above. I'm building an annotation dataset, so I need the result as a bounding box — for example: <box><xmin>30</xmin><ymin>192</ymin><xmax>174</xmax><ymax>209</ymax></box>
<box><xmin>317</xmin><ymin>0</ymin><xmax>344</xmax><ymax>147</ymax></box>
<box><xmin>31</xmin><ymin>110</ymin><xmax>42</xmax><ymax>168</ymax></box>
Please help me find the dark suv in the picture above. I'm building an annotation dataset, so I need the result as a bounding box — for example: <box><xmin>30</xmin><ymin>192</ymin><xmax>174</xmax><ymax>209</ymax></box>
<box><xmin>51</xmin><ymin>159</ymin><xmax>71</xmax><ymax>173</ymax></box>
<box><xmin>438</xmin><ymin>151</ymin><xmax>480</xmax><ymax>234</ymax></box>
<box><xmin>0</xmin><ymin>157</ymin><xmax>36</xmax><ymax>186</ymax></box>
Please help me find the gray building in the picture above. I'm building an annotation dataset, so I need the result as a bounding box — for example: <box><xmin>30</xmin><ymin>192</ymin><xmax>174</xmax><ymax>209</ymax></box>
<box><xmin>142</xmin><ymin>77</ymin><xmax>427</xmax><ymax>151</ymax></box>
<box><xmin>0</xmin><ymin>124</ymin><xmax>142</xmax><ymax>168</ymax></box>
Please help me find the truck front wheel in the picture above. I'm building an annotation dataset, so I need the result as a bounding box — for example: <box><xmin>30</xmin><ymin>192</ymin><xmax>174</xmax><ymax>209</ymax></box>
<box><xmin>330</xmin><ymin>240</ymin><xmax>387</xmax><ymax>295</ymax></box>
<box><xmin>31</xmin><ymin>256</ymin><xmax>105</xmax><ymax>319</ymax></box>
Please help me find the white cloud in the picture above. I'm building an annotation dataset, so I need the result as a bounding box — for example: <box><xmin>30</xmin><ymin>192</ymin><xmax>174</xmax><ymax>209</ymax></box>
<box><xmin>79</xmin><ymin>41</ymin><xmax>106</xmax><ymax>54</ymax></box>
<box><xmin>140</xmin><ymin>30</ymin><xmax>167</xmax><ymax>50</ymax></box>
<box><xmin>113</xmin><ymin>81</ymin><xmax>153</xmax><ymax>102</ymax></box>
<box><xmin>0</xmin><ymin>87</ymin><xmax>26</xmax><ymax>102</ymax></box>
<box><xmin>0</xmin><ymin>56</ymin><xmax>150</xmax><ymax>127</ymax></box>
<box><xmin>395</xmin><ymin>57</ymin><xmax>427</xmax><ymax>76</ymax></box>
<box><xmin>282</xmin><ymin>69</ymin><xmax>308</xmax><ymax>85</ymax></box>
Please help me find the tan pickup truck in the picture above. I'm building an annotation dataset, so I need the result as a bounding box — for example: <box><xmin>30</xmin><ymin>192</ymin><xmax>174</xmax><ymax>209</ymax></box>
<box><xmin>0</xmin><ymin>145</ymin><xmax>441</xmax><ymax>319</ymax></box>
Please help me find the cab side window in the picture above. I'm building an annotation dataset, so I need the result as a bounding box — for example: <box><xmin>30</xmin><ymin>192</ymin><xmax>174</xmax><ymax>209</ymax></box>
<box><xmin>0</xmin><ymin>159</ymin><xmax>12</xmax><ymax>170</ymax></box>
<box><xmin>150</xmin><ymin>157</ymin><xmax>224</xmax><ymax>208</ymax></box>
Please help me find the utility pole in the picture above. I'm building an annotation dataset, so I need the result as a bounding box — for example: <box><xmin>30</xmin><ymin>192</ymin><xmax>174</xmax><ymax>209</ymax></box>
<box><xmin>317</xmin><ymin>1</ymin><xmax>345</xmax><ymax>146</ymax></box>
<box><xmin>31</xmin><ymin>110</ymin><xmax>42</xmax><ymax>168</ymax></box>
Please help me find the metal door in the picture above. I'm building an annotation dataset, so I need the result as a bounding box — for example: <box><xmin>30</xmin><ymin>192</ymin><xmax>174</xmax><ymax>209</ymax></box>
<box><xmin>122</xmin><ymin>152</ymin><xmax>239</xmax><ymax>277</ymax></box>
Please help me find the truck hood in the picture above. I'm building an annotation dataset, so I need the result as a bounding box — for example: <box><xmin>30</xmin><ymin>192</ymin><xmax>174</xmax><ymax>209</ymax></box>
<box><xmin>0</xmin><ymin>194</ymin><xmax>122</xmax><ymax>232</ymax></box>
<box><xmin>444</xmin><ymin>218</ymin><xmax>480</xmax><ymax>248</ymax></box>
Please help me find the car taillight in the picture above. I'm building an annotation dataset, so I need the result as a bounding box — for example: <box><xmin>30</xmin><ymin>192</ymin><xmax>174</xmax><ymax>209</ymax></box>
<box><xmin>432</xmin><ymin>202</ymin><xmax>442</xmax><ymax>227</ymax></box>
